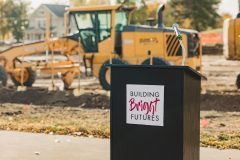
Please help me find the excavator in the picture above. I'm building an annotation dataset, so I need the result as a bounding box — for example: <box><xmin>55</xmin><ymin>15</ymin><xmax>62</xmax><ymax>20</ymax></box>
<box><xmin>0</xmin><ymin>3</ymin><xmax>202</xmax><ymax>90</ymax></box>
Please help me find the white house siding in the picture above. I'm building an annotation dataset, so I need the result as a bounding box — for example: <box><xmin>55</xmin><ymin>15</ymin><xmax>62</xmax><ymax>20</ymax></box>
<box><xmin>25</xmin><ymin>4</ymin><xmax>67</xmax><ymax>42</ymax></box>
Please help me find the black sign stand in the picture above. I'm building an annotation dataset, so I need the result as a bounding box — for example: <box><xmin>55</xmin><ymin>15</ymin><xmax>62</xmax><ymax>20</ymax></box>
<box><xmin>110</xmin><ymin>65</ymin><xmax>203</xmax><ymax>160</ymax></box>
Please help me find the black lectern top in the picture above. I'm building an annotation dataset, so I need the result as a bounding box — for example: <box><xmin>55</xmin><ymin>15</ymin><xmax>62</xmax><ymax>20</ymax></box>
<box><xmin>109</xmin><ymin>65</ymin><xmax>206</xmax><ymax>80</ymax></box>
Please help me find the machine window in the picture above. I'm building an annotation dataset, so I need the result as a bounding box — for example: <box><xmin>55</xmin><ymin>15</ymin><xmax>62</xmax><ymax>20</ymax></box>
<box><xmin>115</xmin><ymin>12</ymin><xmax>128</xmax><ymax>31</ymax></box>
<box><xmin>73</xmin><ymin>11</ymin><xmax>112</xmax><ymax>52</ymax></box>
<box><xmin>114</xmin><ymin>11</ymin><xmax>128</xmax><ymax>54</ymax></box>
<box><xmin>74</xmin><ymin>12</ymin><xmax>98</xmax><ymax>52</ymax></box>
<box><xmin>188</xmin><ymin>33</ymin><xmax>200</xmax><ymax>57</ymax></box>
<box><xmin>75</xmin><ymin>13</ymin><xmax>95</xmax><ymax>29</ymax></box>
<box><xmin>98</xmin><ymin>11</ymin><xmax>111</xmax><ymax>41</ymax></box>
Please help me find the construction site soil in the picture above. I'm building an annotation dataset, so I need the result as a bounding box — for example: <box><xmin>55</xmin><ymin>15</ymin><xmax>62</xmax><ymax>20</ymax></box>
<box><xmin>0</xmin><ymin>55</ymin><xmax>240</xmax><ymax>149</ymax></box>
<box><xmin>0</xmin><ymin>87</ymin><xmax>109</xmax><ymax>109</ymax></box>
<box><xmin>0</xmin><ymin>87</ymin><xmax>239</xmax><ymax>112</ymax></box>
<box><xmin>0</xmin><ymin>55</ymin><xmax>239</xmax><ymax>112</ymax></box>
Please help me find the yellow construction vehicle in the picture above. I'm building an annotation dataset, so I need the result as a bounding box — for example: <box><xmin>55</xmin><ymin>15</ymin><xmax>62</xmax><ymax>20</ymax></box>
<box><xmin>0</xmin><ymin>4</ymin><xmax>202</xmax><ymax>90</ymax></box>
<box><xmin>223</xmin><ymin>12</ymin><xmax>240</xmax><ymax>88</ymax></box>
<box><xmin>0</xmin><ymin>38</ymin><xmax>81</xmax><ymax>89</ymax></box>
<box><xmin>223</xmin><ymin>19</ymin><xmax>240</xmax><ymax>60</ymax></box>
<box><xmin>223</xmin><ymin>0</ymin><xmax>240</xmax><ymax>89</ymax></box>
<box><xmin>66</xmin><ymin>4</ymin><xmax>202</xmax><ymax>90</ymax></box>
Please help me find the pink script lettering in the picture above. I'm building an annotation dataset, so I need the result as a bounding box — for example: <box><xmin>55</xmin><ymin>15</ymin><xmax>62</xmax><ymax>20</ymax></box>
<box><xmin>129</xmin><ymin>98</ymin><xmax>160</xmax><ymax>115</ymax></box>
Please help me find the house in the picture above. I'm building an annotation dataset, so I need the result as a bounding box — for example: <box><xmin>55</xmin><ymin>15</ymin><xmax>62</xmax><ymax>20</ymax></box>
<box><xmin>25</xmin><ymin>4</ymin><xmax>70</xmax><ymax>42</ymax></box>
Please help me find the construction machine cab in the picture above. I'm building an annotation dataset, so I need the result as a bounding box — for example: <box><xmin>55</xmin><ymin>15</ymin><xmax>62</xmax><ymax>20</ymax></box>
<box><xmin>67</xmin><ymin>5</ymin><xmax>134</xmax><ymax>53</ymax></box>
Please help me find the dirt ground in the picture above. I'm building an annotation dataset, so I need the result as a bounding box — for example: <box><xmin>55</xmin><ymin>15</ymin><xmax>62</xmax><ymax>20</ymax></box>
<box><xmin>201</xmin><ymin>55</ymin><xmax>240</xmax><ymax>93</ymax></box>
<box><xmin>0</xmin><ymin>55</ymin><xmax>239</xmax><ymax>111</ymax></box>
<box><xmin>0</xmin><ymin>86</ymin><xmax>239</xmax><ymax>112</ymax></box>
<box><xmin>0</xmin><ymin>87</ymin><xmax>109</xmax><ymax>109</ymax></box>
<box><xmin>0</xmin><ymin>103</ymin><xmax>239</xmax><ymax>149</ymax></box>
<box><xmin>200</xmin><ymin>111</ymin><xmax>240</xmax><ymax>149</ymax></box>
<box><xmin>0</xmin><ymin>54</ymin><xmax>240</xmax><ymax>149</ymax></box>
<box><xmin>200</xmin><ymin>55</ymin><xmax>240</xmax><ymax>112</ymax></box>
<box><xmin>0</xmin><ymin>103</ymin><xmax>110</xmax><ymax>138</ymax></box>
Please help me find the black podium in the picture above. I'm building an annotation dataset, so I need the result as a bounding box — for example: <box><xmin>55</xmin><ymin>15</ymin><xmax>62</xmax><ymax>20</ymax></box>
<box><xmin>110</xmin><ymin>65</ymin><xmax>203</xmax><ymax>160</ymax></box>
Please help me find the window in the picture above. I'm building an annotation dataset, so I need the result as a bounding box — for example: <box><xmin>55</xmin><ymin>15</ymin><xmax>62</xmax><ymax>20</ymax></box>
<box><xmin>74</xmin><ymin>12</ymin><xmax>98</xmax><ymax>52</ymax></box>
<box><xmin>69</xmin><ymin>15</ymin><xmax>79</xmax><ymax>34</ymax></box>
<box><xmin>73</xmin><ymin>11</ymin><xmax>112</xmax><ymax>53</ymax></box>
<box><xmin>37</xmin><ymin>19</ymin><xmax>44</xmax><ymax>28</ymax></box>
<box><xmin>38</xmin><ymin>20</ymin><xmax>41</xmax><ymax>28</ymax></box>
<box><xmin>98</xmin><ymin>11</ymin><xmax>111</xmax><ymax>41</ymax></box>
<box><xmin>115</xmin><ymin>11</ymin><xmax>128</xmax><ymax>32</ymax></box>
<box><xmin>114</xmin><ymin>11</ymin><xmax>129</xmax><ymax>54</ymax></box>
<box><xmin>75</xmin><ymin>13</ymin><xmax>95</xmax><ymax>30</ymax></box>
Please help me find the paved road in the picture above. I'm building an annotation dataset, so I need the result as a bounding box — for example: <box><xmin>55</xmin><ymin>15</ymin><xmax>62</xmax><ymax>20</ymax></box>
<box><xmin>1</xmin><ymin>131</ymin><xmax>240</xmax><ymax>160</ymax></box>
<box><xmin>0</xmin><ymin>131</ymin><xmax>109</xmax><ymax>160</ymax></box>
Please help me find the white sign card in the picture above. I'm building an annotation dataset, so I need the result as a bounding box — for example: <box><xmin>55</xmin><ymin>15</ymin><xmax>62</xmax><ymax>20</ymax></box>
<box><xmin>126</xmin><ymin>84</ymin><xmax>164</xmax><ymax>126</ymax></box>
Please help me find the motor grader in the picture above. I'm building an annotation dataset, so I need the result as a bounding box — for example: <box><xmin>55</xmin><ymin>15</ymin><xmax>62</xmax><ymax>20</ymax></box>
<box><xmin>0</xmin><ymin>37</ymin><xmax>81</xmax><ymax>89</ymax></box>
<box><xmin>0</xmin><ymin>4</ymin><xmax>202</xmax><ymax>90</ymax></box>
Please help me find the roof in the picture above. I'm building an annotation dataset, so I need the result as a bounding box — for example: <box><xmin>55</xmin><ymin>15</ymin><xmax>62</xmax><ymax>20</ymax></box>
<box><xmin>67</xmin><ymin>4</ymin><xmax>121</xmax><ymax>12</ymax></box>
<box><xmin>43</xmin><ymin>4</ymin><xmax>69</xmax><ymax>17</ymax></box>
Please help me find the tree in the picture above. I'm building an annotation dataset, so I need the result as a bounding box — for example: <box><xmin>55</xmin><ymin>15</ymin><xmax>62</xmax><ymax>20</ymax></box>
<box><xmin>163</xmin><ymin>4</ymin><xmax>176</xmax><ymax>27</ymax></box>
<box><xmin>117</xmin><ymin>0</ymin><xmax>148</xmax><ymax>25</ymax></box>
<box><xmin>0</xmin><ymin>0</ymin><xmax>11</xmax><ymax>41</ymax></box>
<box><xmin>131</xmin><ymin>0</ymin><xmax>148</xmax><ymax>24</ymax></box>
<box><xmin>0</xmin><ymin>0</ymin><xmax>29</xmax><ymax>43</ymax></box>
<box><xmin>147</xmin><ymin>1</ymin><xmax>160</xmax><ymax>20</ymax></box>
<box><xmin>168</xmin><ymin>0</ymin><xmax>220</xmax><ymax>31</ymax></box>
<box><xmin>4</xmin><ymin>0</ymin><xmax>29</xmax><ymax>43</ymax></box>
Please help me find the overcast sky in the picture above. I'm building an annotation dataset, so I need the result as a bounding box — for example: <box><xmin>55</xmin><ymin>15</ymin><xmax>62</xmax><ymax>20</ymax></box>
<box><xmin>219</xmin><ymin>0</ymin><xmax>238</xmax><ymax>16</ymax></box>
<box><xmin>25</xmin><ymin>0</ymin><xmax>239</xmax><ymax>17</ymax></box>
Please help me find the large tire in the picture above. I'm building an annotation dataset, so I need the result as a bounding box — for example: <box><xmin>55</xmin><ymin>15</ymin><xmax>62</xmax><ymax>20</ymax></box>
<box><xmin>99</xmin><ymin>58</ymin><xmax>127</xmax><ymax>90</ymax></box>
<box><xmin>236</xmin><ymin>73</ymin><xmax>240</xmax><ymax>89</ymax></box>
<box><xmin>11</xmin><ymin>68</ymin><xmax>36</xmax><ymax>87</ymax></box>
<box><xmin>141</xmin><ymin>57</ymin><xmax>170</xmax><ymax>66</ymax></box>
<box><xmin>0</xmin><ymin>65</ymin><xmax>7</xmax><ymax>87</ymax></box>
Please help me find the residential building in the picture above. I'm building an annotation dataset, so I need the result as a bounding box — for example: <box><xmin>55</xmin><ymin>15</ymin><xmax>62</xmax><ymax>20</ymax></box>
<box><xmin>25</xmin><ymin>4</ymin><xmax>69</xmax><ymax>42</ymax></box>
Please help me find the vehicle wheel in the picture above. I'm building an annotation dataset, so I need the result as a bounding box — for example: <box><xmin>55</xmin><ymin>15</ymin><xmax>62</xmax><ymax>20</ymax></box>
<box><xmin>141</xmin><ymin>57</ymin><xmax>170</xmax><ymax>66</ymax></box>
<box><xmin>236</xmin><ymin>73</ymin><xmax>240</xmax><ymax>89</ymax></box>
<box><xmin>10</xmin><ymin>68</ymin><xmax>36</xmax><ymax>87</ymax></box>
<box><xmin>0</xmin><ymin>65</ymin><xmax>7</xmax><ymax>87</ymax></box>
<box><xmin>99</xmin><ymin>58</ymin><xmax>128</xmax><ymax>90</ymax></box>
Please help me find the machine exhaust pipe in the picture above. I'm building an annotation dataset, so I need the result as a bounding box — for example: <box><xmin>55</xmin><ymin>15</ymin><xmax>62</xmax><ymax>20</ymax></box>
<box><xmin>237</xmin><ymin>0</ymin><xmax>240</xmax><ymax>18</ymax></box>
<box><xmin>239</xmin><ymin>0</ymin><xmax>240</xmax><ymax>12</ymax></box>
<box><xmin>157</xmin><ymin>4</ymin><xmax>165</xmax><ymax>28</ymax></box>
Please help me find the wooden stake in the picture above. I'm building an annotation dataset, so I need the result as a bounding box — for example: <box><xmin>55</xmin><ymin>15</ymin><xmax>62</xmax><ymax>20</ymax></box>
<box><xmin>51</xmin><ymin>40</ymin><xmax>55</xmax><ymax>88</ymax></box>
<box><xmin>73</xmin><ymin>37</ymin><xmax>82</xmax><ymax>96</ymax></box>
<box><xmin>17</xmin><ymin>42</ymin><xmax>27</xmax><ymax>91</ymax></box>
<box><xmin>148</xmin><ymin>50</ymin><xmax>153</xmax><ymax>65</ymax></box>
<box><xmin>48</xmin><ymin>36</ymin><xmax>58</xmax><ymax>91</ymax></box>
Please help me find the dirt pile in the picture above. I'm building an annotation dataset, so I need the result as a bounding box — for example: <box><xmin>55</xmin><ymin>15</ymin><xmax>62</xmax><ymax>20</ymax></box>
<box><xmin>0</xmin><ymin>87</ymin><xmax>240</xmax><ymax>111</ymax></box>
<box><xmin>202</xmin><ymin>45</ymin><xmax>223</xmax><ymax>55</ymax></box>
<box><xmin>0</xmin><ymin>87</ymin><xmax>110</xmax><ymax>109</ymax></box>
<box><xmin>201</xmin><ymin>92</ymin><xmax>240</xmax><ymax>112</ymax></box>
